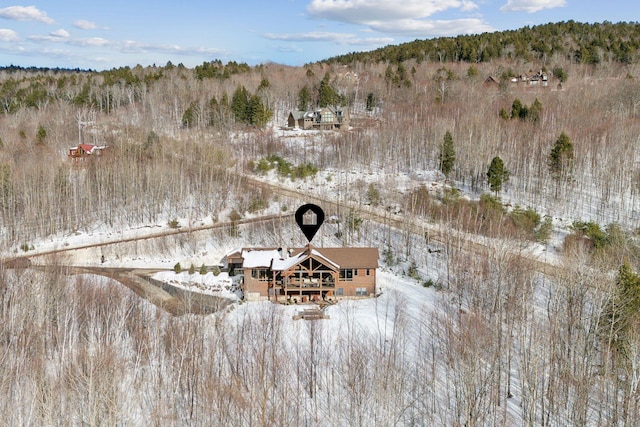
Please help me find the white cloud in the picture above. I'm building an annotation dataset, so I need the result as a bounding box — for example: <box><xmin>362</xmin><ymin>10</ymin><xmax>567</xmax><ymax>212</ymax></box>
<box><xmin>370</xmin><ymin>18</ymin><xmax>494</xmax><ymax>36</ymax></box>
<box><xmin>24</xmin><ymin>31</ymin><xmax>225</xmax><ymax>59</ymax></box>
<box><xmin>73</xmin><ymin>19</ymin><xmax>106</xmax><ymax>30</ymax></box>
<box><xmin>275</xmin><ymin>45</ymin><xmax>304</xmax><ymax>53</ymax></box>
<box><xmin>306</xmin><ymin>0</ymin><xmax>492</xmax><ymax>37</ymax></box>
<box><xmin>0</xmin><ymin>6</ymin><xmax>54</xmax><ymax>24</ymax></box>
<box><xmin>50</xmin><ymin>29</ymin><xmax>70</xmax><ymax>38</ymax></box>
<box><xmin>308</xmin><ymin>0</ymin><xmax>478</xmax><ymax>24</ymax></box>
<box><xmin>71</xmin><ymin>37</ymin><xmax>111</xmax><ymax>47</ymax></box>
<box><xmin>0</xmin><ymin>28</ymin><xmax>19</xmax><ymax>42</ymax></box>
<box><xmin>28</xmin><ymin>34</ymin><xmax>110</xmax><ymax>46</ymax></box>
<box><xmin>265</xmin><ymin>31</ymin><xmax>394</xmax><ymax>46</ymax></box>
<box><xmin>500</xmin><ymin>0</ymin><xmax>566</xmax><ymax>13</ymax></box>
<box><xmin>119</xmin><ymin>40</ymin><xmax>226</xmax><ymax>56</ymax></box>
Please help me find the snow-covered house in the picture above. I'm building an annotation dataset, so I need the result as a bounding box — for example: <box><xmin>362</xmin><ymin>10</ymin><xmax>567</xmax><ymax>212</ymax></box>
<box><xmin>287</xmin><ymin>106</ymin><xmax>350</xmax><ymax>130</ymax></box>
<box><xmin>226</xmin><ymin>244</ymin><xmax>378</xmax><ymax>302</ymax></box>
<box><xmin>68</xmin><ymin>143</ymin><xmax>108</xmax><ymax>159</ymax></box>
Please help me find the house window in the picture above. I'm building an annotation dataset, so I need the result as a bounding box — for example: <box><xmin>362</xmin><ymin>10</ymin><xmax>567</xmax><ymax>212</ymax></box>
<box><xmin>356</xmin><ymin>287</ymin><xmax>367</xmax><ymax>296</ymax></box>
<box><xmin>366</xmin><ymin>269</ymin><xmax>371</xmax><ymax>276</ymax></box>
<box><xmin>335</xmin><ymin>288</ymin><xmax>344</xmax><ymax>296</ymax></box>
<box><xmin>251</xmin><ymin>268</ymin><xmax>270</xmax><ymax>281</ymax></box>
<box><xmin>339</xmin><ymin>269</ymin><xmax>353</xmax><ymax>281</ymax></box>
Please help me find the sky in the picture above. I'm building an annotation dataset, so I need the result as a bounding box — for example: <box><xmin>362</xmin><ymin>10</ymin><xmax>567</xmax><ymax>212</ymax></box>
<box><xmin>0</xmin><ymin>1</ymin><xmax>635</xmax><ymax>70</ymax></box>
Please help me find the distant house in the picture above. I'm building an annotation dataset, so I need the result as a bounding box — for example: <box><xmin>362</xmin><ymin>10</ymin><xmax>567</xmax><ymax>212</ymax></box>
<box><xmin>483</xmin><ymin>76</ymin><xmax>500</xmax><ymax>87</ymax></box>
<box><xmin>224</xmin><ymin>244</ymin><xmax>378</xmax><ymax>302</ymax></box>
<box><xmin>287</xmin><ymin>106</ymin><xmax>350</xmax><ymax>130</ymax></box>
<box><xmin>527</xmin><ymin>71</ymin><xmax>548</xmax><ymax>86</ymax></box>
<box><xmin>504</xmin><ymin>71</ymin><xmax>548</xmax><ymax>87</ymax></box>
<box><xmin>68</xmin><ymin>143</ymin><xmax>108</xmax><ymax>159</ymax></box>
<box><xmin>287</xmin><ymin>111</ymin><xmax>315</xmax><ymax>129</ymax></box>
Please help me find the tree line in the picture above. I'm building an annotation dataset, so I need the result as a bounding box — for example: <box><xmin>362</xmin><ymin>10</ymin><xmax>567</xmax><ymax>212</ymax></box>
<box><xmin>323</xmin><ymin>21</ymin><xmax>640</xmax><ymax>65</ymax></box>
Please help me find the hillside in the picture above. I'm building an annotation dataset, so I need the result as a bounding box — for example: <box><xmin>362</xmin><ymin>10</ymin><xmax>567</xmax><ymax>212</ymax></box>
<box><xmin>1</xmin><ymin>20</ymin><xmax>640</xmax><ymax>426</ymax></box>
<box><xmin>323</xmin><ymin>20</ymin><xmax>640</xmax><ymax>65</ymax></box>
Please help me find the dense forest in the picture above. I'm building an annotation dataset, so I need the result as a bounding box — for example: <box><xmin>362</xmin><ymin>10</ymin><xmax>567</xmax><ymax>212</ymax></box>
<box><xmin>1</xmin><ymin>21</ymin><xmax>640</xmax><ymax>426</ymax></box>
<box><xmin>325</xmin><ymin>21</ymin><xmax>640</xmax><ymax>65</ymax></box>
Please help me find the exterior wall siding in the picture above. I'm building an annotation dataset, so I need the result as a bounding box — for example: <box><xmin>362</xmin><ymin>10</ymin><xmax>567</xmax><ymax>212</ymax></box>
<box><xmin>336</xmin><ymin>268</ymin><xmax>376</xmax><ymax>297</ymax></box>
<box><xmin>234</xmin><ymin>247</ymin><xmax>377</xmax><ymax>301</ymax></box>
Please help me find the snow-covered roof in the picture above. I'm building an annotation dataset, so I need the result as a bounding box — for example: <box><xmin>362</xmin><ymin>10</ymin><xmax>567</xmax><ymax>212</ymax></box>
<box><xmin>271</xmin><ymin>251</ymin><xmax>306</xmax><ymax>271</ymax></box>
<box><xmin>270</xmin><ymin>247</ymin><xmax>340</xmax><ymax>271</ymax></box>
<box><xmin>69</xmin><ymin>143</ymin><xmax>109</xmax><ymax>155</ymax></box>
<box><xmin>241</xmin><ymin>249</ymin><xmax>281</xmax><ymax>268</ymax></box>
<box><xmin>237</xmin><ymin>245</ymin><xmax>377</xmax><ymax>271</ymax></box>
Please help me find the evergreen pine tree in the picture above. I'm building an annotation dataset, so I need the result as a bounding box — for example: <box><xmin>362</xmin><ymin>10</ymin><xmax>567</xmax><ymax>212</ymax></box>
<box><xmin>298</xmin><ymin>85</ymin><xmax>311</xmax><ymax>110</ymax></box>
<box><xmin>510</xmin><ymin>98</ymin><xmax>523</xmax><ymax>119</ymax></box>
<box><xmin>439</xmin><ymin>131</ymin><xmax>456</xmax><ymax>179</ymax></box>
<box><xmin>318</xmin><ymin>72</ymin><xmax>340</xmax><ymax>107</ymax></box>
<box><xmin>248</xmin><ymin>94</ymin><xmax>272</xmax><ymax>127</ymax></box>
<box><xmin>36</xmin><ymin>125</ymin><xmax>47</xmax><ymax>144</ymax></box>
<box><xmin>231</xmin><ymin>85</ymin><xmax>250</xmax><ymax>123</ymax></box>
<box><xmin>181</xmin><ymin>103</ymin><xmax>196</xmax><ymax>128</ymax></box>
<box><xmin>208</xmin><ymin>96</ymin><xmax>219</xmax><ymax>127</ymax></box>
<box><xmin>602</xmin><ymin>263</ymin><xmax>640</xmax><ymax>353</ymax></box>
<box><xmin>548</xmin><ymin>131</ymin><xmax>574</xmax><ymax>180</ymax></box>
<box><xmin>487</xmin><ymin>156</ymin><xmax>509</xmax><ymax>194</ymax></box>
<box><xmin>257</xmin><ymin>78</ymin><xmax>271</xmax><ymax>91</ymax></box>
<box><xmin>529</xmin><ymin>98</ymin><xmax>542</xmax><ymax>123</ymax></box>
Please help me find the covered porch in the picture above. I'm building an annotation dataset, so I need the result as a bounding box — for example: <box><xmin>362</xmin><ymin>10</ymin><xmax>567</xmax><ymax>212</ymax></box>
<box><xmin>268</xmin><ymin>253</ymin><xmax>338</xmax><ymax>303</ymax></box>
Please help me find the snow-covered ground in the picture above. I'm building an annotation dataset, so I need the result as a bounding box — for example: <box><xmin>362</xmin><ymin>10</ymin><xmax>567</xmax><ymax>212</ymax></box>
<box><xmin>5</xmin><ymin>124</ymin><xmax>631</xmax><ymax>426</ymax></box>
<box><xmin>152</xmin><ymin>270</ymin><xmax>241</xmax><ymax>301</ymax></box>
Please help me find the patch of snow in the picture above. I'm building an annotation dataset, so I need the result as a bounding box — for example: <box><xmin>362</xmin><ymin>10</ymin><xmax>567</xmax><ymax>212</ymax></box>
<box><xmin>152</xmin><ymin>270</ymin><xmax>240</xmax><ymax>301</ymax></box>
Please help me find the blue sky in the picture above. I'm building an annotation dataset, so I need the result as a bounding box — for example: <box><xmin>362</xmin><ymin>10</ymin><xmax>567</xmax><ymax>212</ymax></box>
<box><xmin>0</xmin><ymin>1</ymin><xmax>635</xmax><ymax>70</ymax></box>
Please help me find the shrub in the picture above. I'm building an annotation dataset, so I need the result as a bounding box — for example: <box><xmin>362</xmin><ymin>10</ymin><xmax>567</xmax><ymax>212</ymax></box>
<box><xmin>260</xmin><ymin>155</ymin><xmax>317</xmax><ymax>180</ymax></box>
<box><xmin>423</xmin><ymin>278</ymin><xmax>435</xmax><ymax>288</ymax></box>
<box><xmin>248</xmin><ymin>198</ymin><xmax>268</xmax><ymax>213</ymax></box>
<box><xmin>441</xmin><ymin>187</ymin><xmax>461</xmax><ymax>205</ymax></box>
<box><xmin>168</xmin><ymin>219</ymin><xmax>180</xmax><ymax>229</ymax></box>
<box><xmin>571</xmin><ymin>220</ymin><xmax>607</xmax><ymax>249</ymax></box>
<box><xmin>173</xmin><ymin>263</ymin><xmax>182</xmax><ymax>273</ymax></box>
<box><xmin>479</xmin><ymin>193</ymin><xmax>504</xmax><ymax>215</ymax></box>
<box><xmin>510</xmin><ymin>206</ymin><xmax>541</xmax><ymax>239</ymax></box>
<box><xmin>382</xmin><ymin>245</ymin><xmax>395</xmax><ymax>266</ymax></box>
<box><xmin>199</xmin><ymin>264</ymin><xmax>208</xmax><ymax>275</ymax></box>
<box><xmin>366</xmin><ymin>183</ymin><xmax>381</xmax><ymax>206</ymax></box>
<box><xmin>408</xmin><ymin>261</ymin><xmax>421</xmax><ymax>281</ymax></box>
<box><xmin>274</xmin><ymin>158</ymin><xmax>292</xmax><ymax>177</ymax></box>
<box><xmin>229</xmin><ymin>209</ymin><xmax>242</xmax><ymax>222</ymax></box>
<box><xmin>292</xmin><ymin>163</ymin><xmax>318</xmax><ymax>180</ymax></box>
<box><xmin>255</xmin><ymin>158</ymin><xmax>271</xmax><ymax>175</ymax></box>
<box><xmin>536</xmin><ymin>215</ymin><xmax>553</xmax><ymax>243</ymax></box>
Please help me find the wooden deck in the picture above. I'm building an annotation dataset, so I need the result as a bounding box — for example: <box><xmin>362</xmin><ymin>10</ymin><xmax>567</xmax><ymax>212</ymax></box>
<box><xmin>293</xmin><ymin>308</ymin><xmax>330</xmax><ymax>320</ymax></box>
